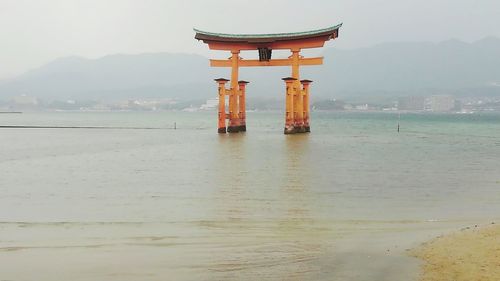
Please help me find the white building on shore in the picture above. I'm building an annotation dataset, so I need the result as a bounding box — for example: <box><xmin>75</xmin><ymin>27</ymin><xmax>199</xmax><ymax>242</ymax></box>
<box><xmin>199</xmin><ymin>98</ymin><xmax>218</xmax><ymax>110</ymax></box>
<box><xmin>428</xmin><ymin>95</ymin><xmax>455</xmax><ymax>112</ymax></box>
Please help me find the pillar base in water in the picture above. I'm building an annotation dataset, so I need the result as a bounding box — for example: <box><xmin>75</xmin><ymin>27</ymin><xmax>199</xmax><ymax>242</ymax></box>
<box><xmin>237</xmin><ymin>124</ymin><xmax>246</xmax><ymax>132</ymax></box>
<box><xmin>218</xmin><ymin>127</ymin><xmax>227</xmax><ymax>134</ymax></box>
<box><xmin>284</xmin><ymin>125</ymin><xmax>308</xmax><ymax>134</ymax></box>
<box><xmin>227</xmin><ymin>126</ymin><xmax>240</xmax><ymax>133</ymax></box>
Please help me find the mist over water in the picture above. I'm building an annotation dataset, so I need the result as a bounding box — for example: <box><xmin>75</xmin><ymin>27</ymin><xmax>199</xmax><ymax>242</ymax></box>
<box><xmin>1</xmin><ymin>111</ymin><xmax>499</xmax><ymax>280</ymax></box>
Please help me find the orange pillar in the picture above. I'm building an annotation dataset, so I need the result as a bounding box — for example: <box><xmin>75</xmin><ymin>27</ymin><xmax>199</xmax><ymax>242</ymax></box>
<box><xmin>301</xmin><ymin>80</ymin><xmax>312</xmax><ymax>132</ymax></box>
<box><xmin>294</xmin><ymin>85</ymin><xmax>305</xmax><ymax>133</ymax></box>
<box><xmin>215</xmin><ymin>78</ymin><xmax>229</xmax><ymax>133</ymax></box>
<box><xmin>227</xmin><ymin>51</ymin><xmax>240</xmax><ymax>133</ymax></box>
<box><xmin>283</xmin><ymin>77</ymin><xmax>297</xmax><ymax>134</ymax></box>
<box><xmin>290</xmin><ymin>49</ymin><xmax>305</xmax><ymax>133</ymax></box>
<box><xmin>238</xmin><ymin>80</ymin><xmax>249</xmax><ymax>132</ymax></box>
<box><xmin>291</xmin><ymin>50</ymin><xmax>300</xmax><ymax>129</ymax></box>
<box><xmin>291</xmin><ymin>49</ymin><xmax>300</xmax><ymax>80</ymax></box>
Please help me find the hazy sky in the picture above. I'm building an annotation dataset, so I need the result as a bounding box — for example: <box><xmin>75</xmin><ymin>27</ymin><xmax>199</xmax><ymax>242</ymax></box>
<box><xmin>1</xmin><ymin>0</ymin><xmax>499</xmax><ymax>79</ymax></box>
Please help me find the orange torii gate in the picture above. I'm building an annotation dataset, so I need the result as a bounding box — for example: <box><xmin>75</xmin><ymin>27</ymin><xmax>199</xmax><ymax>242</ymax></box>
<box><xmin>194</xmin><ymin>24</ymin><xmax>342</xmax><ymax>134</ymax></box>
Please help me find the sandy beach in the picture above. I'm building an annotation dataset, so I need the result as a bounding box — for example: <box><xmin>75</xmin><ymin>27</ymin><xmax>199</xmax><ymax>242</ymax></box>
<box><xmin>412</xmin><ymin>223</ymin><xmax>500</xmax><ymax>281</ymax></box>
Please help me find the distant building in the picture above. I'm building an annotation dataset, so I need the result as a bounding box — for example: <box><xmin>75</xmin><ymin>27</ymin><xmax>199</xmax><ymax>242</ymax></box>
<box><xmin>9</xmin><ymin>94</ymin><xmax>39</xmax><ymax>110</ymax></box>
<box><xmin>454</xmin><ymin>99</ymin><xmax>463</xmax><ymax>112</ymax></box>
<box><xmin>398</xmin><ymin>96</ymin><xmax>425</xmax><ymax>111</ymax></box>
<box><xmin>429</xmin><ymin>95</ymin><xmax>455</xmax><ymax>112</ymax></box>
<box><xmin>199</xmin><ymin>98</ymin><xmax>218</xmax><ymax>110</ymax></box>
<box><xmin>11</xmin><ymin>95</ymin><xmax>38</xmax><ymax>106</ymax></box>
<box><xmin>355</xmin><ymin>104</ymin><xmax>369</xmax><ymax>110</ymax></box>
<box><xmin>182</xmin><ymin>105</ymin><xmax>198</xmax><ymax>112</ymax></box>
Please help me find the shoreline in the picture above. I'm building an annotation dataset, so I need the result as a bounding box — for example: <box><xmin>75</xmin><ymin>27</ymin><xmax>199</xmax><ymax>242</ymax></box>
<box><xmin>411</xmin><ymin>222</ymin><xmax>500</xmax><ymax>281</ymax></box>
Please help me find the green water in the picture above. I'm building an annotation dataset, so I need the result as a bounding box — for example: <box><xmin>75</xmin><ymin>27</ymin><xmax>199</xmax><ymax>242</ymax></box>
<box><xmin>0</xmin><ymin>111</ymin><xmax>499</xmax><ymax>280</ymax></box>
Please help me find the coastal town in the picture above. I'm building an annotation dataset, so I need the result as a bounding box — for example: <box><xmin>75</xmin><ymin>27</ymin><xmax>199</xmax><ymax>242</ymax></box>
<box><xmin>2</xmin><ymin>94</ymin><xmax>499</xmax><ymax>113</ymax></box>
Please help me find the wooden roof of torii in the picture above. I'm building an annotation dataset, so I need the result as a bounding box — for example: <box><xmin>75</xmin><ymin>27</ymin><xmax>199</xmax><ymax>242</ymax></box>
<box><xmin>194</xmin><ymin>24</ymin><xmax>342</xmax><ymax>51</ymax></box>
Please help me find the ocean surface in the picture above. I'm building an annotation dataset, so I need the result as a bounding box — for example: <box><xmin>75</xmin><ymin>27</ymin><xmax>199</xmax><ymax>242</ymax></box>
<box><xmin>1</xmin><ymin>111</ymin><xmax>499</xmax><ymax>280</ymax></box>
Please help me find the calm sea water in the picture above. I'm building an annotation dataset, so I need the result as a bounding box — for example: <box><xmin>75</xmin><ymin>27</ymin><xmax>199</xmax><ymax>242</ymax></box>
<box><xmin>0</xmin><ymin>111</ymin><xmax>499</xmax><ymax>280</ymax></box>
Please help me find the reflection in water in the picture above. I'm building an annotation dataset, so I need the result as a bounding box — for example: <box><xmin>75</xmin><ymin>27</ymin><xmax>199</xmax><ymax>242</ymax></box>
<box><xmin>280</xmin><ymin>134</ymin><xmax>323</xmax><ymax>281</ymax></box>
<box><xmin>282</xmin><ymin>134</ymin><xmax>312</xmax><ymax>222</ymax></box>
<box><xmin>205</xmin><ymin>133</ymin><xmax>327</xmax><ymax>280</ymax></box>
<box><xmin>213</xmin><ymin>133</ymin><xmax>248</xmax><ymax>221</ymax></box>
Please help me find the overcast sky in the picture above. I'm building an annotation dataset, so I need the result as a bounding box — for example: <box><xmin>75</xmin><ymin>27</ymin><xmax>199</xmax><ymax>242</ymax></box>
<box><xmin>1</xmin><ymin>0</ymin><xmax>499</xmax><ymax>79</ymax></box>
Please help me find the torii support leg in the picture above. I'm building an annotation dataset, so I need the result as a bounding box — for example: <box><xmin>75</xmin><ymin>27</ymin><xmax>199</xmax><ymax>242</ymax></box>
<box><xmin>238</xmin><ymin>81</ymin><xmax>249</xmax><ymax>132</ymax></box>
<box><xmin>301</xmin><ymin>80</ymin><xmax>312</xmax><ymax>132</ymax></box>
<box><xmin>283</xmin><ymin>77</ymin><xmax>297</xmax><ymax>134</ymax></box>
<box><xmin>282</xmin><ymin>79</ymin><xmax>312</xmax><ymax>134</ymax></box>
<box><xmin>294</xmin><ymin>87</ymin><xmax>306</xmax><ymax>133</ymax></box>
<box><xmin>215</xmin><ymin>78</ymin><xmax>229</xmax><ymax>133</ymax></box>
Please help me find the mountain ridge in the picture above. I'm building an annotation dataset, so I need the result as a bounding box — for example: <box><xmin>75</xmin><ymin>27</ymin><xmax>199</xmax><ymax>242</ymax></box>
<box><xmin>1</xmin><ymin>38</ymin><xmax>500</xmax><ymax>101</ymax></box>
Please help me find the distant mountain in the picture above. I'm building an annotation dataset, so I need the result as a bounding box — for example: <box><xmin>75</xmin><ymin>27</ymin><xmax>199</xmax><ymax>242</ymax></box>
<box><xmin>1</xmin><ymin>38</ymin><xmax>500</xmax><ymax>101</ymax></box>
<box><xmin>0</xmin><ymin>53</ymin><xmax>215</xmax><ymax>101</ymax></box>
<box><xmin>312</xmin><ymin>37</ymin><xmax>500</xmax><ymax>97</ymax></box>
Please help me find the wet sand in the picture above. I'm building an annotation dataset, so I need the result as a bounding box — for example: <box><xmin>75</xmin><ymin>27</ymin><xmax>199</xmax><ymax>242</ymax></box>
<box><xmin>0</xmin><ymin>220</ymin><xmax>475</xmax><ymax>281</ymax></box>
<box><xmin>412</xmin><ymin>223</ymin><xmax>500</xmax><ymax>281</ymax></box>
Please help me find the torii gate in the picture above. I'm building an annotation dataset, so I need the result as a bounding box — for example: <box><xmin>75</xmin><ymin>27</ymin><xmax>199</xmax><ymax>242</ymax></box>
<box><xmin>194</xmin><ymin>24</ymin><xmax>342</xmax><ymax>134</ymax></box>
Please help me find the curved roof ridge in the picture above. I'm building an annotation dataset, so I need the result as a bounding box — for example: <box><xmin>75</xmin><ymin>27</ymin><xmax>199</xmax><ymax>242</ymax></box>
<box><xmin>194</xmin><ymin>24</ymin><xmax>342</xmax><ymax>40</ymax></box>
